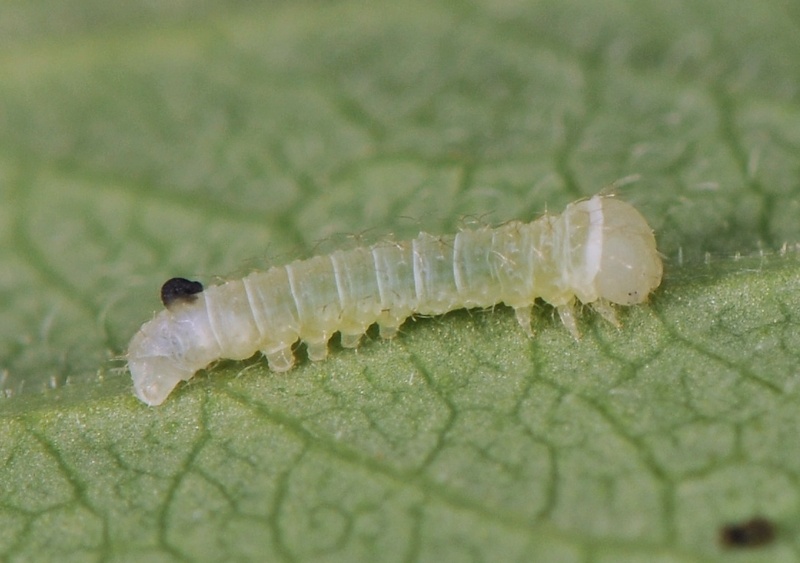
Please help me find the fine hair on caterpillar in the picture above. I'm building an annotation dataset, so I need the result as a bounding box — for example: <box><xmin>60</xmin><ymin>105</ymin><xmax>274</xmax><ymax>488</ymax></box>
<box><xmin>127</xmin><ymin>194</ymin><xmax>663</xmax><ymax>406</ymax></box>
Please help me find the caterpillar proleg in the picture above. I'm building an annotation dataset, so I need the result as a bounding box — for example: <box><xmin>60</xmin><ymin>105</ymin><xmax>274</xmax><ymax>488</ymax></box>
<box><xmin>128</xmin><ymin>195</ymin><xmax>662</xmax><ymax>406</ymax></box>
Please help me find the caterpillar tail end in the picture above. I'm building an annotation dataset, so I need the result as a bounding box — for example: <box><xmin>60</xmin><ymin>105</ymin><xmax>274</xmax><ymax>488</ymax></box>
<box><xmin>128</xmin><ymin>355</ymin><xmax>194</xmax><ymax>406</ymax></box>
<box><xmin>126</xmin><ymin>320</ymin><xmax>197</xmax><ymax>407</ymax></box>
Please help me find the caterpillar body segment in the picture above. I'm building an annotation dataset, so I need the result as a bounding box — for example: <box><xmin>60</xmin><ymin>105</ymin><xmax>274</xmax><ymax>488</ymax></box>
<box><xmin>128</xmin><ymin>195</ymin><xmax>662</xmax><ymax>406</ymax></box>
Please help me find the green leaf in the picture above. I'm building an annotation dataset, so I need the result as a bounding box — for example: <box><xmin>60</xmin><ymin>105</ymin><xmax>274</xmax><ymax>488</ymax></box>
<box><xmin>2</xmin><ymin>0</ymin><xmax>800</xmax><ymax>560</ymax></box>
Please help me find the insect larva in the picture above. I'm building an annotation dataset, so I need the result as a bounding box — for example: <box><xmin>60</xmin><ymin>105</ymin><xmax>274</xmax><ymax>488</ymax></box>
<box><xmin>127</xmin><ymin>194</ymin><xmax>663</xmax><ymax>406</ymax></box>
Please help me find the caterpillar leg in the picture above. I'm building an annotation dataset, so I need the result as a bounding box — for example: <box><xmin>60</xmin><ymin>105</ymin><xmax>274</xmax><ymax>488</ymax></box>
<box><xmin>592</xmin><ymin>299</ymin><xmax>621</xmax><ymax>328</ymax></box>
<box><xmin>378</xmin><ymin>323</ymin><xmax>400</xmax><ymax>339</ymax></box>
<box><xmin>265</xmin><ymin>347</ymin><xmax>295</xmax><ymax>372</ymax></box>
<box><xmin>340</xmin><ymin>332</ymin><xmax>363</xmax><ymax>348</ymax></box>
<box><xmin>514</xmin><ymin>306</ymin><xmax>534</xmax><ymax>337</ymax></box>
<box><xmin>557</xmin><ymin>301</ymin><xmax>581</xmax><ymax>341</ymax></box>
<box><xmin>306</xmin><ymin>340</ymin><xmax>329</xmax><ymax>362</ymax></box>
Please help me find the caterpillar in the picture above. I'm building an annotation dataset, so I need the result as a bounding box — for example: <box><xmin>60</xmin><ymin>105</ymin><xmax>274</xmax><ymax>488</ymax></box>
<box><xmin>128</xmin><ymin>194</ymin><xmax>662</xmax><ymax>406</ymax></box>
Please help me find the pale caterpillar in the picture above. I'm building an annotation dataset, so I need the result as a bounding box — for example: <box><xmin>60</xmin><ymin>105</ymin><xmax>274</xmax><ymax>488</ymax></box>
<box><xmin>128</xmin><ymin>194</ymin><xmax>663</xmax><ymax>406</ymax></box>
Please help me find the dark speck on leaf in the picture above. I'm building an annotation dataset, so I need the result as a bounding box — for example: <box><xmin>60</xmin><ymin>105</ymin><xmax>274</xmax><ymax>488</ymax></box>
<box><xmin>719</xmin><ymin>517</ymin><xmax>776</xmax><ymax>549</ymax></box>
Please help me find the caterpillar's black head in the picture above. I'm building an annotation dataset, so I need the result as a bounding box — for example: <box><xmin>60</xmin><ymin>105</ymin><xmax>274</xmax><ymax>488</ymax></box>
<box><xmin>160</xmin><ymin>277</ymin><xmax>204</xmax><ymax>309</ymax></box>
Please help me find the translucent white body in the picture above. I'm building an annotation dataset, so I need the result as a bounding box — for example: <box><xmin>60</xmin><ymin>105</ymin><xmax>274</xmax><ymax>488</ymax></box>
<box><xmin>128</xmin><ymin>195</ymin><xmax>662</xmax><ymax>406</ymax></box>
